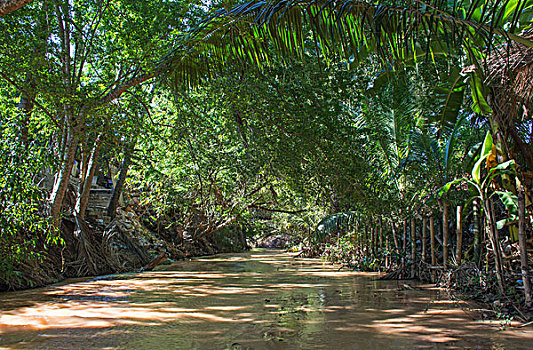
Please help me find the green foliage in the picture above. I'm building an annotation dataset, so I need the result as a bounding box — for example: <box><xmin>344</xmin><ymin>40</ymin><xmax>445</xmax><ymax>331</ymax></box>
<box><xmin>312</xmin><ymin>212</ymin><xmax>357</xmax><ymax>246</ymax></box>
<box><xmin>0</xmin><ymin>100</ymin><xmax>60</xmax><ymax>286</ymax></box>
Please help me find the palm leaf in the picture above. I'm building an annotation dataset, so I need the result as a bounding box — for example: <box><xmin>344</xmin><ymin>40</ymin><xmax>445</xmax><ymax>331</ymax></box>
<box><xmin>164</xmin><ymin>0</ymin><xmax>533</xmax><ymax>89</ymax></box>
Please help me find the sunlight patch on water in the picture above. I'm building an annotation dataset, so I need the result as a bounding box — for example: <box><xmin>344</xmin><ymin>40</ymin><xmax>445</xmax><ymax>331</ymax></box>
<box><xmin>0</xmin><ymin>250</ymin><xmax>532</xmax><ymax>349</ymax></box>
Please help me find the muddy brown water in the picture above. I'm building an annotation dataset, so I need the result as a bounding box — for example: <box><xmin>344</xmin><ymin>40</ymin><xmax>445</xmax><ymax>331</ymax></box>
<box><xmin>0</xmin><ymin>250</ymin><xmax>531</xmax><ymax>349</ymax></box>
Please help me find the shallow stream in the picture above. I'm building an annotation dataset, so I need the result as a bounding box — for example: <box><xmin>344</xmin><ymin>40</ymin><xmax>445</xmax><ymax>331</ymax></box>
<box><xmin>1</xmin><ymin>250</ymin><xmax>531</xmax><ymax>349</ymax></box>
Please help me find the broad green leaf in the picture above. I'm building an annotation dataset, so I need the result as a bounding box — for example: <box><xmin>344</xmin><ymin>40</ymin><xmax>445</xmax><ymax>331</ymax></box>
<box><xmin>495</xmin><ymin>190</ymin><xmax>518</xmax><ymax>217</ymax></box>
<box><xmin>469</xmin><ymin>73</ymin><xmax>493</xmax><ymax>115</ymax></box>
<box><xmin>438</xmin><ymin>177</ymin><xmax>467</xmax><ymax>197</ymax></box>
<box><xmin>471</xmin><ymin>132</ymin><xmax>492</xmax><ymax>184</ymax></box>
<box><xmin>481</xmin><ymin>132</ymin><xmax>493</xmax><ymax>158</ymax></box>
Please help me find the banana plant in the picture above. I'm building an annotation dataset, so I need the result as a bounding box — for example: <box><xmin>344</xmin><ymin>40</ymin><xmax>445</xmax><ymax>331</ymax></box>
<box><xmin>439</xmin><ymin>131</ymin><xmax>517</xmax><ymax>294</ymax></box>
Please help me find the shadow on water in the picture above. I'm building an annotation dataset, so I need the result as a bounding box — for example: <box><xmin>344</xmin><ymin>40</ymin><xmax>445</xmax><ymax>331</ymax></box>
<box><xmin>0</xmin><ymin>249</ymin><xmax>532</xmax><ymax>349</ymax></box>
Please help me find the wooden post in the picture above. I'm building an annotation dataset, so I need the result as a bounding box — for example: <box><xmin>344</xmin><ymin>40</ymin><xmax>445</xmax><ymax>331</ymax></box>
<box><xmin>456</xmin><ymin>205</ymin><xmax>463</xmax><ymax>265</ymax></box>
<box><xmin>443</xmin><ymin>201</ymin><xmax>449</xmax><ymax>269</ymax></box>
<box><xmin>411</xmin><ymin>217</ymin><xmax>417</xmax><ymax>278</ymax></box>
<box><xmin>422</xmin><ymin>217</ymin><xmax>427</xmax><ymax>263</ymax></box>
<box><xmin>518</xmin><ymin>189</ymin><xmax>532</xmax><ymax>307</ymax></box>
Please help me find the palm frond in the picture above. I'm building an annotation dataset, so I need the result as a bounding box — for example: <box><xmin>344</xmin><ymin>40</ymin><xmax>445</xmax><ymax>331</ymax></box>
<box><xmin>164</xmin><ymin>0</ymin><xmax>533</xmax><ymax>89</ymax></box>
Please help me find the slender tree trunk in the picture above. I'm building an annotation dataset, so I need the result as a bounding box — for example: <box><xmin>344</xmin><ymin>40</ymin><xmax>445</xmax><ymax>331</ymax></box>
<box><xmin>485</xmin><ymin>198</ymin><xmax>506</xmax><ymax>294</ymax></box>
<box><xmin>385</xmin><ymin>227</ymin><xmax>390</xmax><ymax>269</ymax></box>
<box><xmin>430</xmin><ymin>216</ymin><xmax>436</xmax><ymax>282</ymax></box>
<box><xmin>369</xmin><ymin>223</ymin><xmax>373</xmax><ymax>256</ymax></box>
<box><xmin>379</xmin><ymin>216</ymin><xmax>383</xmax><ymax>249</ymax></box>
<box><xmin>364</xmin><ymin>223</ymin><xmax>368</xmax><ymax>257</ymax></box>
<box><xmin>355</xmin><ymin>220</ymin><xmax>360</xmax><ymax>250</ymax></box>
<box><xmin>518</xmin><ymin>189</ymin><xmax>532</xmax><ymax>307</ymax></box>
<box><xmin>430</xmin><ymin>217</ymin><xmax>436</xmax><ymax>266</ymax></box>
<box><xmin>373</xmin><ymin>225</ymin><xmax>377</xmax><ymax>255</ymax></box>
<box><xmin>473</xmin><ymin>198</ymin><xmax>481</xmax><ymax>266</ymax></box>
<box><xmin>443</xmin><ymin>201</ymin><xmax>449</xmax><ymax>269</ymax></box>
<box><xmin>391</xmin><ymin>220</ymin><xmax>399</xmax><ymax>252</ymax></box>
<box><xmin>411</xmin><ymin>217</ymin><xmax>417</xmax><ymax>278</ymax></box>
<box><xmin>107</xmin><ymin>147</ymin><xmax>132</xmax><ymax>218</ymax></box>
<box><xmin>79</xmin><ymin>139</ymin><xmax>89</xmax><ymax>182</ymax></box>
<box><xmin>422</xmin><ymin>217</ymin><xmax>427</xmax><ymax>263</ymax></box>
<box><xmin>50</xmin><ymin>129</ymin><xmax>78</xmax><ymax>223</ymax></box>
<box><xmin>371</xmin><ymin>217</ymin><xmax>376</xmax><ymax>255</ymax></box>
<box><xmin>456</xmin><ymin>205</ymin><xmax>463</xmax><ymax>265</ymax></box>
<box><xmin>17</xmin><ymin>92</ymin><xmax>33</xmax><ymax>149</ymax></box>
<box><xmin>403</xmin><ymin>219</ymin><xmax>407</xmax><ymax>252</ymax></box>
<box><xmin>75</xmin><ymin>133</ymin><xmax>103</xmax><ymax>219</ymax></box>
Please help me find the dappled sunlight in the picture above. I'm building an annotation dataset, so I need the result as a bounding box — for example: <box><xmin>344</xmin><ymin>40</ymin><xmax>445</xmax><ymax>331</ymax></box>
<box><xmin>1</xmin><ymin>250</ymin><xmax>531</xmax><ymax>349</ymax></box>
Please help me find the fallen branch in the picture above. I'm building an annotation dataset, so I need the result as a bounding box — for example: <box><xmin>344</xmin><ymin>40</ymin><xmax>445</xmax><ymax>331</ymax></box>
<box><xmin>141</xmin><ymin>253</ymin><xmax>168</xmax><ymax>272</ymax></box>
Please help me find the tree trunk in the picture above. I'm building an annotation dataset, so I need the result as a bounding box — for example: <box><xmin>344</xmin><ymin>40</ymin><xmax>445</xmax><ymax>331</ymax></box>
<box><xmin>17</xmin><ymin>92</ymin><xmax>33</xmax><ymax>149</ymax></box>
<box><xmin>473</xmin><ymin>198</ymin><xmax>481</xmax><ymax>266</ymax></box>
<box><xmin>430</xmin><ymin>216</ymin><xmax>436</xmax><ymax>266</ymax></box>
<box><xmin>371</xmin><ymin>218</ymin><xmax>376</xmax><ymax>255</ymax></box>
<box><xmin>79</xmin><ymin>139</ymin><xmax>89</xmax><ymax>182</ymax></box>
<box><xmin>107</xmin><ymin>147</ymin><xmax>132</xmax><ymax>218</ymax></box>
<box><xmin>411</xmin><ymin>217</ymin><xmax>416</xmax><ymax>278</ymax></box>
<box><xmin>422</xmin><ymin>217</ymin><xmax>427</xmax><ymax>263</ymax></box>
<box><xmin>379</xmin><ymin>216</ymin><xmax>383</xmax><ymax>249</ymax></box>
<box><xmin>50</xmin><ymin>130</ymin><xmax>78</xmax><ymax>223</ymax></box>
<box><xmin>430</xmin><ymin>216</ymin><xmax>436</xmax><ymax>282</ymax></box>
<box><xmin>403</xmin><ymin>219</ymin><xmax>407</xmax><ymax>252</ymax></box>
<box><xmin>402</xmin><ymin>219</ymin><xmax>407</xmax><ymax>266</ymax></box>
<box><xmin>363</xmin><ymin>222</ymin><xmax>368</xmax><ymax>257</ymax></box>
<box><xmin>518</xmin><ymin>189</ymin><xmax>532</xmax><ymax>307</ymax></box>
<box><xmin>443</xmin><ymin>201</ymin><xmax>449</xmax><ymax>269</ymax></box>
<box><xmin>456</xmin><ymin>205</ymin><xmax>463</xmax><ymax>265</ymax></box>
<box><xmin>75</xmin><ymin>134</ymin><xmax>103</xmax><ymax>219</ymax></box>
<box><xmin>485</xmin><ymin>198</ymin><xmax>506</xmax><ymax>294</ymax></box>
<box><xmin>391</xmin><ymin>220</ymin><xmax>399</xmax><ymax>252</ymax></box>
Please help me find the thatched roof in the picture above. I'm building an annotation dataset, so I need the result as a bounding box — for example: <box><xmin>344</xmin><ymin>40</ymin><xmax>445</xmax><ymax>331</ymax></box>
<box><xmin>460</xmin><ymin>30</ymin><xmax>533</xmax><ymax>120</ymax></box>
<box><xmin>485</xmin><ymin>29</ymin><xmax>533</xmax><ymax>106</ymax></box>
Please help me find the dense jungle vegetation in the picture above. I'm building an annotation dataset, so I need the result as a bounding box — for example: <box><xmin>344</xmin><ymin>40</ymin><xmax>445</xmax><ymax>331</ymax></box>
<box><xmin>1</xmin><ymin>0</ymin><xmax>533</xmax><ymax>319</ymax></box>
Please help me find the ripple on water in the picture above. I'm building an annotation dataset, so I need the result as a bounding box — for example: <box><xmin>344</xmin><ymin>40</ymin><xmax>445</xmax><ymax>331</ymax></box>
<box><xmin>0</xmin><ymin>250</ymin><xmax>532</xmax><ymax>349</ymax></box>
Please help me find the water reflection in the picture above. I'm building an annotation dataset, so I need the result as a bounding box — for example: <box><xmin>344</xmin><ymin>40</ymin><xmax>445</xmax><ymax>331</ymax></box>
<box><xmin>0</xmin><ymin>250</ymin><xmax>531</xmax><ymax>349</ymax></box>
